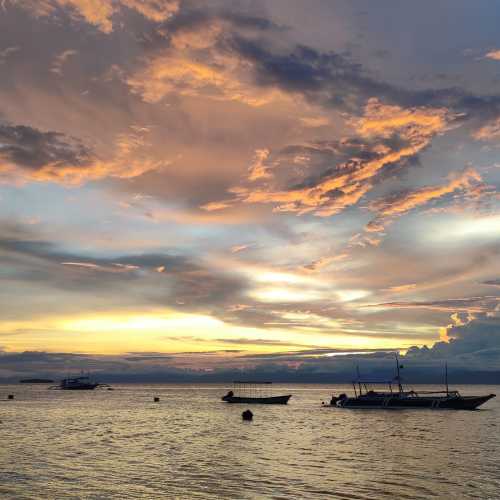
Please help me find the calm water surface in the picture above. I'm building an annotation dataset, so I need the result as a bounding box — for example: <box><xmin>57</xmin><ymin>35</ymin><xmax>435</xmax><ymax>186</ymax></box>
<box><xmin>0</xmin><ymin>384</ymin><xmax>499</xmax><ymax>499</ymax></box>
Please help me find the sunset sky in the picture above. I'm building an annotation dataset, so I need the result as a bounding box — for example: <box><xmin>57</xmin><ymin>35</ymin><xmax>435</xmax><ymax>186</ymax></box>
<box><xmin>1</xmin><ymin>1</ymin><xmax>499</xmax><ymax>379</ymax></box>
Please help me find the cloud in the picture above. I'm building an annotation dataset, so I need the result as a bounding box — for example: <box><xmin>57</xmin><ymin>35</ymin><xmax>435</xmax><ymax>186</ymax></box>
<box><xmin>230</xmin><ymin>244</ymin><xmax>250</xmax><ymax>254</ymax></box>
<box><xmin>209</xmin><ymin>98</ymin><xmax>453</xmax><ymax>217</ymax></box>
<box><xmin>472</xmin><ymin>117</ymin><xmax>500</xmax><ymax>141</ymax></box>
<box><xmin>349</xmin><ymin>163</ymin><xmax>497</xmax><ymax>247</ymax></box>
<box><xmin>0</xmin><ymin>122</ymin><xmax>94</xmax><ymax>180</ymax></box>
<box><xmin>362</xmin><ymin>167</ymin><xmax>487</xmax><ymax>240</ymax></box>
<box><xmin>385</xmin><ymin>284</ymin><xmax>417</xmax><ymax>293</ymax></box>
<box><xmin>301</xmin><ymin>253</ymin><xmax>348</xmax><ymax>273</ymax></box>
<box><xmin>2</xmin><ymin>343</ymin><xmax>499</xmax><ymax>382</ymax></box>
<box><xmin>50</xmin><ymin>49</ymin><xmax>77</xmax><ymax>75</ymax></box>
<box><xmin>125</xmin><ymin>19</ymin><xmax>287</xmax><ymax>106</ymax></box>
<box><xmin>353</xmin><ymin>97</ymin><xmax>452</xmax><ymax>139</ymax></box>
<box><xmin>61</xmin><ymin>261</ymin><xmax>140</xmax><ymax>273</ymax></box>
<box><xmin>366</xmin><ymin>296</ymin><xmax>500</xmax><ymax>313</ymax></box>
<box><xmin>121</xmin><ymin>0</ymin><xmax>179</xmax><ymax>23</ymax></box>
<box><xmin>484</xmin><ymin>49</ymin><xmax>500</xmax><ymax>61</ymax></box>
<box><xmin>10</xmin><ymin>0</ymin><xmax>179</xmax><ymax>33</ymax></box>
<box><xmin>0</xmin><ymin>221</ymin><xmax>251</xmax><ymax>315</ymax></box>
<box><xmin>248</xmin><ymin>149</ymin><xmax>271</xmax><ymax>181</ymax></box>
<box><xmin>0</xmin><ymin>46</ymin><xmax>20</xmax><ymax>64</ymax></box>
<box><xmin>406</xmin><ymin>312</ymin><xmax>500</xmax><ymax>369</ymax></box>
<box><xmin>483</xmin><ymin>279</ymin><xmax>500</xmax><ymax>287</ymax></box>
<box><xmin>0</xmin><ymin>121</ymin><xmax>166</xmax><ymax>184</ymax></box>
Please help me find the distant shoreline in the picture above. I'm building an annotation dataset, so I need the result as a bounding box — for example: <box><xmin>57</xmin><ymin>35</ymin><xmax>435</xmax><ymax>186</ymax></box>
<box><xmin>2</xmin><ymin>380</ymin><xmax>500</xmax><ymax>386</ymax></box>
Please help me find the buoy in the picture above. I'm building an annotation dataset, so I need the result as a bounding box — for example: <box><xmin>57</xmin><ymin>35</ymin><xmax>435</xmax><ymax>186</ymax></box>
<box><xmin>242</xmin><ymin>409</ymin><xmax>253</xmax><ymax>421</ymax></box>
<box><xmin>7</xmin><ymin>394</ymin><xmax>14</xmax><ymax>400</ymax></box>
<box><xmin>154</xmin><ymin>397</ymin><xmax>160</xmax><ymax>402</ymax></box>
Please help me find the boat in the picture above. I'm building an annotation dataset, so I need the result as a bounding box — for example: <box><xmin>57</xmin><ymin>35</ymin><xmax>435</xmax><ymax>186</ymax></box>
<box><xmin>19</xmin><ymin>378</ymin><xmax>54</xmax><ymax>384</ymax></box>
<box><xmin>222</xmin><ymin>381</ymin><xmax>292</xmax><ymax>404</ymax></box>
<box><xmin>327</xmin><ymin>358</ymin><xmax>495</xmax><ymax>410</ymax></box>
<box><xmin>49</xmin><ymin>374</ymin><xmax>108</xmax><ymax>390</ymax></box>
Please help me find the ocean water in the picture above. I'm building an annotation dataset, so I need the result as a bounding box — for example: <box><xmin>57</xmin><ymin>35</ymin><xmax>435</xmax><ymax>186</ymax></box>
<box><xmin>0</xmin><ymin>383</ymin><xmax>499</xmax><ymax>499</ymax></box>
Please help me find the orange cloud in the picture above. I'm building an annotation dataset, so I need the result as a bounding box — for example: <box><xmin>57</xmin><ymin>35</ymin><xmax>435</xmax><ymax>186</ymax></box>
<box><xmin>484</xmin><ymin>49</ymin><xmax>500</xmax><ymax>61</ymax></box>
<box><xmin>121</xmin><ymin>0</ymin><xmax>178</xmax><ymax>22</ymax></box>
<box><xmin>385</xmin><ymin>283</ymin><xmax>417</xmax><ymax>293</ymax></box>
<box><xmin>127</xmin><ymin>51</ymin><xmax>284</xmax><ymax>107</ymax></box>
<box><xmin>0</xmin><ymin>124</ymin><xmax>166</xmax><ymax>185</ymax></box>
<box><xmin>12</xmin><ymin>0</ymin><xmax>179</xmax><ymax>32</ymax></box>
<box><xmin>354</xmin><ymin>98</ymin><xmax>451</xmax><ymax>140</ymax></box>
<box><xmin>301</xmin><ymin>253</ymin><xmax>348</xmax><ymax>273</ymax></box>
<box><xmin>369</xmin><ymin>167</ymin><xmax>482</xmax><ymax>217</ymax></box>
<box><xmin>207</xmin><ymin>99</ymin><xmax>455</xmax><ymax>217</ymax></box>
<box><xmin>472</xmin><ymin>117</ymin><xmax>500</xmax><ymax>141</ymax></box>
<box><xmin>200</xmin><ymin>201</ymin><xmax>234</xmax><ymax>212</ymax></box>
<box><xmin>35</xmin><ymin>132</ymin><xmax>165</xmax><ymax>184</ymax></box>
<box><xmin>126</xmin><ymin>19</ymin><xmax>288</xmax><ymax>106</ymax></box>
<box><xmin>248</xmin><ymin>149</ymin><xmax>271</xmax><ymax>181</ymax></box>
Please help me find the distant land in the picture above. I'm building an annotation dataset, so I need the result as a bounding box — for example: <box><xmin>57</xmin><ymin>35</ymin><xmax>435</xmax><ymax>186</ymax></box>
<box><xmin>11</xmin><ymin>369</ymin><xmax>494</xmax><ymax>385</ymax></box>
<box><xmin>19</xmin><ymin>379</ymin><xmax>54</xmax><ymax>384</ymax></box>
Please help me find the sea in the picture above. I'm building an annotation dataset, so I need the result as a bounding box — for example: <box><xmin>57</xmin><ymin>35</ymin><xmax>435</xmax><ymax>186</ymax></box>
<box><xmin>0</xmin><ymin>383</ymin><xmax>499</xmax><ymax>499</ymax></box>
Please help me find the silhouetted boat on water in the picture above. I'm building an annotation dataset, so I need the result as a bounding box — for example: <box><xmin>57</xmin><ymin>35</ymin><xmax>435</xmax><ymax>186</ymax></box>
<box><xmin>19</xmin><ymin>378</ymin><xmax>54</xmax><ymax>384</ymax></box>
<box><xmin>49</xmin><ymin>374</ymin><xmax>109</xmax><ymax>390</ymax></box>
<box><xmin>327</xmin><ymin>358</ymin><xmax>495</xmax><ymax>410</ymax></box>
<box><xmin>222</xmin><ymin>381</ymin><xmax>291</xmax><ymax>404</ymax></box>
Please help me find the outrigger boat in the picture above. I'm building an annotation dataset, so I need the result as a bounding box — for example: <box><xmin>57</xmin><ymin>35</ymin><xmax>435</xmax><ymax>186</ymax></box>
<box><xmin>222</xmin><ymin>381</ymin><xmax>292</xmax><ymax>404</ymax></box>
<box><xmin>49</xmin><ymin>374</ymin><xmax>109</xmax><ymax>390</ymax></box>
<box><xmin>328</xmin><ymin>358</ymin><xmax>495</xmax><ymax>410</ymax></box>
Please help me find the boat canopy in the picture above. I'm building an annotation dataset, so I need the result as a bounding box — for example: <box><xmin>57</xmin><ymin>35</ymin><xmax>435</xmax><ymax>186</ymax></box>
<box><xmin>233</xmin><ymin>381</ymin><xmax>272</xmax><ymax>384</ymax></box>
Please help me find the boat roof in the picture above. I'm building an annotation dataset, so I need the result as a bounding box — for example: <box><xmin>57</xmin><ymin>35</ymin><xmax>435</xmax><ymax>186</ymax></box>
<box><xmin>233</xmin><ymin>381</ymin><xmax>272</xmax><ymax>384</ymax></box>
<box><xmin>353</xmin><ymin>379</ymin><xmax>395</xmax><ymax>384</ymax></box>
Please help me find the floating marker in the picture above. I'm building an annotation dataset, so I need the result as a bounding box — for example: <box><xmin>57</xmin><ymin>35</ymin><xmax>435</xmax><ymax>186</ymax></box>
<box><xmin>154</xmin><ymin>397</ymin><xmax>160</xmax><ymax>402</ymax></box>
<box><xmin>242</xmin><ymin>409</ymin><xmax>253</xmax><ymax>421</ymax></box>
<box><xmin>7</xmin><ymin>394</ymin><xmax>14</xmax><ymax>400</ymax></box>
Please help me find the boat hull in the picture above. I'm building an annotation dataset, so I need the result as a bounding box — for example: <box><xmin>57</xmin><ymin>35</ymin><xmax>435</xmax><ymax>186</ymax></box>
<box><xmin>60</xmin><ymin>383</ymin><xmax>99</xmax><ymax>390</ymax></box>
<box><xmin>336</xmin><ymin>394</ymin><xmax>495</xmax><ymax>410</ymax></box>
<box><xmin>222</xmin><ymin>395</ymin><xmax>291</xmax><ymax>404</ymax></box>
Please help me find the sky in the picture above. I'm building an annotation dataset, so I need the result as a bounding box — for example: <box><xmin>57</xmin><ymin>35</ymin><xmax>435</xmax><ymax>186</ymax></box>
<box><xmin>0</xmin><ymin>0</ymin><xmax>499</xmax><ymax>381</ymax></box>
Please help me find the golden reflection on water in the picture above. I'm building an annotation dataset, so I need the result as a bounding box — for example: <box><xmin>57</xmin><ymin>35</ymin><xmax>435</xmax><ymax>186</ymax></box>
<box><xmin>0</xmin><ymin>384</ymin><xmax>499</xmax><ymax>499</ymax></box>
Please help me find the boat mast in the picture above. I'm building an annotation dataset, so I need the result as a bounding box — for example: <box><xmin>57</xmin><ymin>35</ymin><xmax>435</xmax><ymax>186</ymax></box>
<box><xmin>445</xmin><ymin>362</ymin><xmax>449</xmax><ymax>396</ymax></box>
<box><xmin>395</xmin><ymin>354</ymin><xmax>403</xmax><ymax>394</ymax></box>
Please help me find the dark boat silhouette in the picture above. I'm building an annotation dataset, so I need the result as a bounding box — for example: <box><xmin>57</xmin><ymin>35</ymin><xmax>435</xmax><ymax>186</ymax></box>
<box><xmin>222</xmin><ymin>381</ymin><xmax>291</xmax><ymax>404</ymax></box>
<box><xmin>328</xmin><ymin>358</ymin><xmax>495</xmax><ymax>410</ymax></box>
<box><xmin>50</xmin><ymin>374</ymin><xmax>108</xmax><ymax>390</ymax></box>
<box><xmin>19</xmin><ymin>378</ymin><xmax>54</xmax><ymax>384</ymax></box>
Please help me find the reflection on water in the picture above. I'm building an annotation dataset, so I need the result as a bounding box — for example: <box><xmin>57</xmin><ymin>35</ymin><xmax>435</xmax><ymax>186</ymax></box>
<box><xmin>0</xmin><ymin>384</ymin><xmax>499</xmax><ymax>499</ymax></box>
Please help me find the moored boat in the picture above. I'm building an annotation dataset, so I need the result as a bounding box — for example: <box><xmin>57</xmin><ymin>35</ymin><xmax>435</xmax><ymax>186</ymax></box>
<box><xmin>222</xmin><ymin>381</ymin><xmax>292</xmax><ymax>404</ymax></box>
<box><xmin>327</xmin><ymin>358</ymin><xmax>495</xmax><ymax>410</ymax></box>
<box><xmin>50</xmin><ymin>374</ymin><xmax>108</xmax><ymax>390</ymax></box>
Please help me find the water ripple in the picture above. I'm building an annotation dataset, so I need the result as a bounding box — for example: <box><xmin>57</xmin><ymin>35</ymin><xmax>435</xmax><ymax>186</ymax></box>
<box><xmin>0</xmin><ymin>383</ymin><xmax>498</xmax><ymax>499</ymax></box>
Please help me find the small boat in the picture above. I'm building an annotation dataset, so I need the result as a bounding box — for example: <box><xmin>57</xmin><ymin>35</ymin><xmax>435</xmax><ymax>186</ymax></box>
<box><xmin>222</xmin><ymin>381</ymin><xmax>292</xmax><ymax>404</ymax></box>
<box><xmin>327</xmin><ymin>358</ymin><xmax>495</xmax><ymax>410</ymax></box>
<box><xmin>50</xmin><ymin>374</ymin><xmax>108</xmax><ymax>390</ymax></box>
<box><xmin>19</xmin><ymin>378</ymin><xmax>54</xmax><ymax>384</ymax></box>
